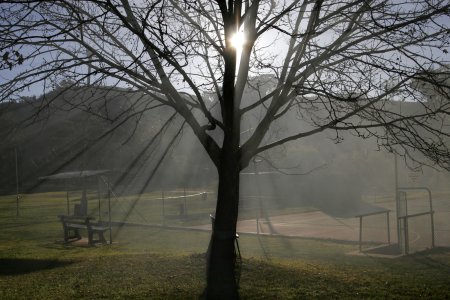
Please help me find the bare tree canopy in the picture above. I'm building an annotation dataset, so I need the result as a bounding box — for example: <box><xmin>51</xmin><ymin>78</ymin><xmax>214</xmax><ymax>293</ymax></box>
<box><xmin>1</xmin><ymin>0</ymin><xmax>450</xmax><ymax>298</ymax></box>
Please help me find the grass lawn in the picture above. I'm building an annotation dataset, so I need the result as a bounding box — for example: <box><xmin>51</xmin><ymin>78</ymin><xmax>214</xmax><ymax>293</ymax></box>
<box><xmin>1</xmin><ymin>192</ymin><xmax>450</xmax><ymax>299</ymax></box>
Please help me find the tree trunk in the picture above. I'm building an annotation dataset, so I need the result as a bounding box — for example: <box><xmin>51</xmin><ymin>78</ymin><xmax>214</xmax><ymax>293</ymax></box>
<box><xmin>205</xmin><ymin>149</ymin><xmax>241</xmax><ymax>299</ymax></box>
<box><xmin>205</xmin><ymin>33</ymin><xmax>241</xmax><ymax>298</ymax></box>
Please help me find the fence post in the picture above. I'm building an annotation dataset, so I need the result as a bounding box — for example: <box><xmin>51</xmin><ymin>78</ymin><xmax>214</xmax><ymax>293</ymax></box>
<box><xmin>387</xmin><ymin>211</ymin><xmax>391</xmax><ymax>244</ymax></box>
<box><xmin>427</xmin><ymin>188</ymin><xmax>435</xmax><ymax>248</ymax></box>
<box><xmin>108</xmin><ymin>182</ymin><xmax>112</xmax><ymax>244</ymax></box>
<box><xmin>162</xmin><ymin>190</ymin><xmax>165</xmax><ymax>225</ymax></box>
<box><xmin>66</xmin><ymin>190</ymin><xmax>70</xmax><ymax>215</ymax></box>
<box><xmin>404</xmin><ymin>217</ymin><xmax>409</xmax><ymax>254</ymax></box>
<box><xmin>359</xmin><ymin>216</ymin><xmax>363</xmax><ymax>252</ymax></box>
<box><xmin>15</xmin><ymin>148</ymin><xmax>19</xmax><ymax>217</ymax></box>
<box><xmin>184</xmin><ymin>187</ymin><xmax>187</xmax><ymax>215</ymax></box>
<box><xmin>98</xmin><ymin>178</ymin><xmax>101</xmax><ymax>221</ymax></box>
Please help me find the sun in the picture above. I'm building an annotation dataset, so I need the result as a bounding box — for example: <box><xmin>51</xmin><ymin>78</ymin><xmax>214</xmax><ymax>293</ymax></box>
<box><xmin>230</xmin><ymin>31</ymin><xmax>246</xmax><ymax>51</ymax></box>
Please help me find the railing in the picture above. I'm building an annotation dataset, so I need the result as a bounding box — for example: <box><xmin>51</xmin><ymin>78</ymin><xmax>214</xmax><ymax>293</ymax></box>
<box><xmin>396</xmin><ymin>187</ymin><xmax>434</xmax><ymax>254</ymax></box>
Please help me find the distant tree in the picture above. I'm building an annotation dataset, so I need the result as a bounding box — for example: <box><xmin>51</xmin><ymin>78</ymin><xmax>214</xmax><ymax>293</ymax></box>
<box><xmin>1</xmin><ymin>1</ymin><xmax>450</xmax><ymax>298</ymax></box>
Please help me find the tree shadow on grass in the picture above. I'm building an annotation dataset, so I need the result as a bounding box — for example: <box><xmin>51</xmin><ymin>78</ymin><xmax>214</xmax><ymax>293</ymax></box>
<box><xmin>0</xmin><ymin>258</ymin><xmax>75</xmax><ymax>276</ymax></box>
<box><xmin>410</xmin><ymin>247</ymin><xmax>450</xmax><ymax>274</ymax></box>
<box><xmin>0</xmin><ymin>220</ymin><xmax>55</xmax><ymax>229</ymax></box>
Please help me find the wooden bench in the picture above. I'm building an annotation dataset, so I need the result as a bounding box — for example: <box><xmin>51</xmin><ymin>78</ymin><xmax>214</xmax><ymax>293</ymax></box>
<box><xmin>58</xmin><ymin>215</ymin><xmax>110</xmax><ymax>246</ymax></box>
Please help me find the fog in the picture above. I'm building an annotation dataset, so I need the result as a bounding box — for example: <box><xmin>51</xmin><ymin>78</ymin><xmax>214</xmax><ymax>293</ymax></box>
<box><xmin>1</xmin><ymin>83</ymin><xmax>449</xmax><ymax>257</ymax></box>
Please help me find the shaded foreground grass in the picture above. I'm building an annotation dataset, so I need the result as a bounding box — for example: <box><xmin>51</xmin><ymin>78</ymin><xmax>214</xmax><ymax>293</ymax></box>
<box><xmin>1</xmin><ymin>194</ymin><xmax>450</xmax><ymax>299</ymax></box>
<box><xmin>2</xmin><ymin>244</ymin><xmax>450</xmax><ymax>299</ymax></box>
<box><xmin>2</xmin><ymin>226</ymin><xmax>450</xmax><ymax>298</ymax></box>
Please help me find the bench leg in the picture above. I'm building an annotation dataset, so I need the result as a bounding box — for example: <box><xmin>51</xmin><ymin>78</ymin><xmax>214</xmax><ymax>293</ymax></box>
<box><xmin>63</xmin><ymin>227</ymin><xmax>69</xmax><ymax>242</ymax></box>
<box><xmin>88</xmin><ymin>231</ymin><xmax>94</xmax><ymax>246</ymax></box>
<box><xmin>99</xmin><ymin>232</ymin><xmax>106</xmax><ymax>244</ymax></box>
<box><xmin>63</xmin><ymin>228</ymin><xmax>81</xmax><ymax>242</ymax></box>
<box><xmin>74</xmin><ymin>229</ymin><xmax>81</xmax><ymax>240</ymax></box>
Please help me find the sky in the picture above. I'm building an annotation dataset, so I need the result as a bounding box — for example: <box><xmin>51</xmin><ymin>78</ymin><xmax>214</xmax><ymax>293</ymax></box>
<box><xmin>1</xmin><ymin>1</ymin><xmax>449</xmax><ymax>102</ymax></box>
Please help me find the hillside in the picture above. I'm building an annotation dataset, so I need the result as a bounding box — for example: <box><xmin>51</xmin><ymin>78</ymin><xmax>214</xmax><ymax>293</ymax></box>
<box><xmin>0</xmin><ymin>85</ymin><xmax>214</xmax><ymax>195</ymax></box>
<box><xmin>1</xmin><ymin>82</ymin><xmax>448</xmax><ymax>208</ymax></box>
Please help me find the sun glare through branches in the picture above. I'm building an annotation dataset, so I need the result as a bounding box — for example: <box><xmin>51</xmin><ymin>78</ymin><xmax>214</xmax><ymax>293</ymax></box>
<box><xmin>230</xmin><ymin>31</ymin><xmax>246</xmax><ymax>51</ymax></box>
<box><xmin>230</xmin><ymin>30</ymin><xmax>246</xmax><ymax>69</ymax></box>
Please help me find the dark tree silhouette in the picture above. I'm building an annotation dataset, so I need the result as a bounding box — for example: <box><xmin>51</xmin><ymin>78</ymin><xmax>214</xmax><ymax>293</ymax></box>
<box><xmin>1</xmin><ymin>1</ymin><xmax>450</xmax><ymax>298</ymax></box>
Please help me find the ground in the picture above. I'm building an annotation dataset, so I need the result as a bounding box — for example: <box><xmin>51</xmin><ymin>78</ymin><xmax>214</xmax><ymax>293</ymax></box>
<box><xmin>1</xmin><ymin>191</ymin><xmax>450</xmax><ymax>299</ymax></box>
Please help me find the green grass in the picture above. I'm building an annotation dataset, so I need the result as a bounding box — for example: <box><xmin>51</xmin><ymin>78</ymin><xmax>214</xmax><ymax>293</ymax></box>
<box><xmin>1</xmin><ymin>192</ymin><xmax>450</xmax><ymax>299</ymax></box>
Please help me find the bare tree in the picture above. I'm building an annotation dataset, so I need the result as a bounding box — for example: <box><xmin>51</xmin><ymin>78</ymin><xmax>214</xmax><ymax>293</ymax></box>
<box><xmin>1</xmin><ymin>0</ymin><xmax>450</xmax><ymax>298</ymax></box>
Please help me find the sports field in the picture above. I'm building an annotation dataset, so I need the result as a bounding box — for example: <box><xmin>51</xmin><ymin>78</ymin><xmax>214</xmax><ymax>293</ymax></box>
<box><xmin>2</xmin><ymin>189</ymin><xmax>449</xmax><ymax>252</ymax></box>
<box><xmin>193</xmin><ymin>190</ymin><xmax>450</xmax><ymax>252</ymax></box>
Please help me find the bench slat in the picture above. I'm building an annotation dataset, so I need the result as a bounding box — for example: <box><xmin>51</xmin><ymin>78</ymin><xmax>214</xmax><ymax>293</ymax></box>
<box><xmin>90</xmin><ymin>226</ymin><xmax>109</xmax><ymax>231</ymax></box>
<box><xmin>66</xmin><ymin>224</ymin><xmax>87</xmax><ymax>229</ymax></box>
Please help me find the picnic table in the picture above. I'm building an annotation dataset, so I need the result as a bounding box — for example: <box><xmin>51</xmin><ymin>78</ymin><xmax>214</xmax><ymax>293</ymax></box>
<box><xmin>58</xmin><ymin>215</ymin><xmax>110</xmax><ymax>246</ymax></box>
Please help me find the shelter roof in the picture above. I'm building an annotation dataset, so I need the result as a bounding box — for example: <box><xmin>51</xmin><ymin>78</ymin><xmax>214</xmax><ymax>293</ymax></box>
<box><xmin>39</xmin><ymin>170</ymin><xmax>109</xmax><ymax>180</ymax></box>
<box><xmin>319</xmin><ymin>200</ymin><xmax>390</xmax><ymax>219</ymax></box>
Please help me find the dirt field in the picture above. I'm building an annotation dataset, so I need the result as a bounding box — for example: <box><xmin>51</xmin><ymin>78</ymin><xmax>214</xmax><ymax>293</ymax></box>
<box><xmin>192</xmin><ymin>194</ymin><xmax>450</xmax><ymax>250</ymax></box>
